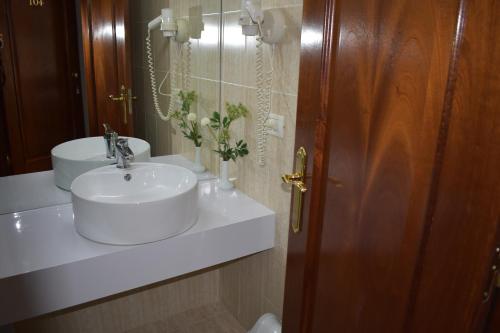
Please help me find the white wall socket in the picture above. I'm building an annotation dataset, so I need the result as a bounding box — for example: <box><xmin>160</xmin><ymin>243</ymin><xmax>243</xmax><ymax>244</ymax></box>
<box><xmin>265</xmin><ymin>113</ymin><xmax>285</xmax><ymax>138</ymax></box>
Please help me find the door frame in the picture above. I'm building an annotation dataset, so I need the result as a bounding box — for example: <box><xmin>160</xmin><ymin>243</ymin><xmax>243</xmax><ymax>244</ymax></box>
<box><xmin>281</xmin><ymin>0</ymin><xmax>338</xmax><ymax>331</ymax></box>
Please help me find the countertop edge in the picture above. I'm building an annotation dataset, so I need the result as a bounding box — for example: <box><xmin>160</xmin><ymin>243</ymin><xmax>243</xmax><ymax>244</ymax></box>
<box><xmin>0</xmin><ymin>213</ymin><xmax>275</xmax><ymax>325</ymax></box>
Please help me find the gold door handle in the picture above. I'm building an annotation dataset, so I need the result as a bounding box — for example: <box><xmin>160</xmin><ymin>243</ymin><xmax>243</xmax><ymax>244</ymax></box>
<box><xmin>108</xmin><ymin>85</ymin><xmax>136</xmax><ymax>125</ymax></box>
<box><xmin>282</xmin><ymin>173</ymin><xmax>307</xmax><ymax>193</ymax></box>
<box><xmin>108</xmin><ymin>94</ymin><xmax>124</xmax><ymax>101</ymax></box>
<box><xmin>127</xmin><ymin>88</ymin><xmax>137</xmax><ymax>117</ymax></box>
<box><xmin>282</xmin><ymin>147</ymin><xmax>308</xmax><ymax>233</ymax></box>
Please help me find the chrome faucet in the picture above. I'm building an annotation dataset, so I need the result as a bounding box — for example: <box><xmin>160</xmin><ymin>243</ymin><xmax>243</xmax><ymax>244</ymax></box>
<box><xmin>115</xmin><ymin>138</ymin><xmax>134</xmax><ymax>169</ymax></box>
<box><xmin>103</xmin><ymin>123</ymin><xmax>118</xmax><ymax>159</ymax></box>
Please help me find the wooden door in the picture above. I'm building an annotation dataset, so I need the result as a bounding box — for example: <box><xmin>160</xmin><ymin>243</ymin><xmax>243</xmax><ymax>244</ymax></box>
<box><xmin>0</xmin><ymin>0</ymin><xmax>84</xmax><ymax>174</ymax></box>
<box><xmin>282</xmin><ymin>0</ymin><xmax>500</xmax><ymax>332</ymax></box>
<box><xmin>0</xmin><ymin>50</ymin><xmax>10</xmax><ymax>176</ymax></box>
<box><xmin>485</xmin><ymin>296</ymin><xmax>500</xmax><ymax>333</ymax></box>
<box><xmin>80</xmin><ymin>0</ymin><xmax>134</xmax><ymax>136</ymax></box>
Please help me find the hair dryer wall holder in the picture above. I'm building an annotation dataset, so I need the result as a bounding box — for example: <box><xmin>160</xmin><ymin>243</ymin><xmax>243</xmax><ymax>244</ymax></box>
<box><xmin>239</xmin><ymin>0</ymin><xmax>286</xmax><ymax>44</ymax></box>
<box><xmin>147</xmin><ymin>8</ymin><xmax>191</xmax><ymax>43</ymax></box>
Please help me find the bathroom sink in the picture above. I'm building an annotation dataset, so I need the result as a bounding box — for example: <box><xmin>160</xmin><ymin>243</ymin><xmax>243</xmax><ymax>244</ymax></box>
<box><xmin>52</xmin><ymin>137</ymin><xmax>150</xmax><ymax>190</ymax></box>
<box><xmin>71</xmin><ymin>163</ymin><xmax>198</xmax><ymax>245</ymax></box>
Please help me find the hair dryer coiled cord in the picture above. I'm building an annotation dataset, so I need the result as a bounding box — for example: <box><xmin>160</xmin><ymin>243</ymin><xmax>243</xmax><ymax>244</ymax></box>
<box><xmin>181</xmin><ymin>41</ymin><xmax>192</xmax><ymax>91</ymax></box>
<box><xmin>146</xmin><ymin>29</ymin><xmax>177</xmax><ymax>121</ymax></box>
<box><xmin>255</xmin><ymin>34</ymin><xmax>274</xmax><ymax>167</ymax></box>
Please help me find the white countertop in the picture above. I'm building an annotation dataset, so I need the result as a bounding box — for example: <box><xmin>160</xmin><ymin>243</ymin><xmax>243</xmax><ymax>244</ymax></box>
<box><xmin>0</xmin><ymin>156</ymin><xmax>274</xmax><ymax>325</ymax></box>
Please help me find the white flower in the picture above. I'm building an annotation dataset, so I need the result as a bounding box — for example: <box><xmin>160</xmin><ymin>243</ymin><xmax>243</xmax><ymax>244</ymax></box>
<box><xmin>187</xmin><ymin>113</ymin><xmax>197</xmax><ymax>122</ymax></box>
<box><xmin>200</xmin><ymin>117</ymin><xmax>210</xmax><ymax>126</ymax></box>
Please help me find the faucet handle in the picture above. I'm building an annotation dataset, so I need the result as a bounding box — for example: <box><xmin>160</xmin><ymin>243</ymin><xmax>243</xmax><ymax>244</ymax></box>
<box><xmin>115</xmin><ymin>138</ymin><xmax>134</xmax><ymax>169</ymax></box>
<box><xmin>103</xmin><ymin>123</ymin><xmax>118</xmax><ymax>138</ymax></box>
<box><xmin>103</xmin><ymin>123</ymin><xmax>113</xmax><ymax>134</ymax></box>
<box><xmin>116</xmin><ymin>137</ymin><xmax>129</xmax><ymax>148</ymax></box>
<box><xmin>103</xmin><ymin>123</ymin><xmax>118</xmax><ymax>159</ymax></box>
<box><xmin>116</xmin><ymin>138</ymin><xmax>134</xmax><ymax>158</ymax></box>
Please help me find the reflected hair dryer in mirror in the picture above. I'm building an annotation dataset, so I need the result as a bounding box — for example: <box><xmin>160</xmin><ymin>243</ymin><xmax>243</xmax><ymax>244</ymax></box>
<box><xmin>239</xmin><ymin>0</ymin><xmax>287</xmax><ymax>166</ymax></box>
<box><xmin>239</xmin><ymin>0</ymin><xmax>264</xmax><ymax>36</ymax></box>
<box><xmin>146</xmin><ymin>8</ymin><xmax>191</xmax><ymax>122</ymax></box>
<box><xmin>148</xmin><ymin>8</ymin><xmax>176</xmax><ymax>37</ymax></box>
<box><xmin>147</xmin><ymin>8</ymin><xmax>190</xmax><ymax>42</ymax></box>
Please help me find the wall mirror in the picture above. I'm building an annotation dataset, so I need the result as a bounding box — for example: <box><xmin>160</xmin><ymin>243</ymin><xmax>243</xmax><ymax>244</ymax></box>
<box><xmin>0</xmin><ymin>0</ymin><xmax>222</xmax><ymax>176</ymax></box>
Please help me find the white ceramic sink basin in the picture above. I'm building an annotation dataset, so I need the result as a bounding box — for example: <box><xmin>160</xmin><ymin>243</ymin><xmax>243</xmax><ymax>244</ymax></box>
<box><xmin>52</xmin><ymin>136</ymin><xmax>150</xmax><ymax>190</ymax></box>
<box><xmin>71</xmin><ymin>163</ymin><xmax>198</xmax><ymax>245</ymax></box>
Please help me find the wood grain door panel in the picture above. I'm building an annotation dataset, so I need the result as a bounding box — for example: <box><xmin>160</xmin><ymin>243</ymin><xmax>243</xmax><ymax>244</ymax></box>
<box><xmin>82</xmin><ymin>0</ymin><xmax>133</xmax><ymax>136</ymax></box>
<box><xmin>311</xmin><ymin>0</ymin><xmax>460</xmax><ymax>331</ymax></box>
<box><xmin>283</xmin><ymin>0</ymin><xmax>500</xmax><ymax>331</ymax></box>
<box><xmin>0</xmin><ymin>76</ymin><xmax>10</xmax><ymax>176</ymax></box>
<box><xmin>407</xmin><ymin>0</ymin><xmax>500</xmax><ymax>331</ymax></box>
<box><xmin>0</xmin><ymin>0</ymin><xmax>83</xmax><ymax>173</ymax></box>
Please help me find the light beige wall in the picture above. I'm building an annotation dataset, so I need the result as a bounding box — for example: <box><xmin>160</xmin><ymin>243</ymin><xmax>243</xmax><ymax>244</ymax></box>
<box><xmin>131</xmin><ymin>0</ymin><xmax>172</xmax><ymax>156</ymax></box>
<box><xmin>14</xmin><ymin>271</ymin><xmax>219</xmax><ymax>333</ymax></box>
<box><xmin>133</xmin><ymin>0</ymin><xmax>222</xmax><ymax>170</ymax></box>
<box><xmin>167</xmin><ymin>0</ymin><xmax>222</xmax><ymax>173</ymax></box>
<box><xmin>218</xmin><ymin>0</ymin><xmax>303</xmax><ymax>329</ymax></box>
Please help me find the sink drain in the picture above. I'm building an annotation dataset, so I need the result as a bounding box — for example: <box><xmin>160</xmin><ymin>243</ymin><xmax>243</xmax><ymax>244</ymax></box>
<box><xmin>124</xmin><ymin>173</ymin><xmax>132</xmax><ymax>181</ymax></box>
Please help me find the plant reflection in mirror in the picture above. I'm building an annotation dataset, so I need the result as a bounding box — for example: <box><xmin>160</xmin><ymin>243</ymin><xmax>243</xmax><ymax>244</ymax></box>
<box><xmin>207</xmin><ymin>102</ymin><xmax>249</xmax><ymax>162</ymax></box>
<box><xmin>171</xmin><ymin>90</ymin><xmax>203</xmax><ymax>147</ymax></box>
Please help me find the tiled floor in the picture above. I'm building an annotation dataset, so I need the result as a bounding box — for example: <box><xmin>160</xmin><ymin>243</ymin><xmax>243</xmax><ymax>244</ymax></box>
<box><xmin>124</xmin><ymin>302</ymin><xmax>245</xmax><ymax>333</ymax></box>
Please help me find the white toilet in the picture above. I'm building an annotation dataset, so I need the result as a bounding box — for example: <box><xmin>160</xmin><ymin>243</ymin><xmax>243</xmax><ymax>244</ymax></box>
<box><xmin>249</xmin><ymin>313</ymin><xmax>282</xmax><ymax>333</ymax></box>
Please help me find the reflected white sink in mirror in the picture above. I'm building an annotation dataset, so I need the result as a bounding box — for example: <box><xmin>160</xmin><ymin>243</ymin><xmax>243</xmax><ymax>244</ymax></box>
<box><xmin>71</xmin><ymin>163</ymin><xmax>198</xmax><ymax>245</ymax></box>
<box><xmin>51</xmin><ymin>137</ymin><xmax>150</xmax><ymax>190</ymax></box>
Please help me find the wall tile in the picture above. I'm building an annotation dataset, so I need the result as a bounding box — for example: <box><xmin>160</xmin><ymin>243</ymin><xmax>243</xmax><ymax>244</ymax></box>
<box><xmin>220</xmin><ymin>261</ymin><xmax>240</xmax><ymax>316</ymax></box>
<box><xmin>237</xmin><ymin>254</ymin><xmax>265</xmax><ymax>328</ymax></box>
<box><xmin>15</xmin><ymin>269</ymin><xmax>220</xmax><ymax>333</ymax></box>
<box><xmin>271</xmin><ymin>6</ymin><xmax>303</xmax><ymax>95</ymax></box>
<box><xmin>222</xmin><ymin>0</ymin><xmax>240</xmax><ymax>13</ymax></box>
<box><xmin>192</xmin><ymin>14</ymin><xmax>221</xmax><ymax>81</ymax></box>
<box><xmin>221</xmin><ymin>12</ymin><xmax>257</xmax><ymax>87</ymax></box>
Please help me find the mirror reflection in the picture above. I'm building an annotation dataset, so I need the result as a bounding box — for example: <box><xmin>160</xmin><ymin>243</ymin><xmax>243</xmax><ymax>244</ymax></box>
<box><xmin>0</xmin><ymin>0</ymin><xmax>222</xmax><ymax>179</ymax></box>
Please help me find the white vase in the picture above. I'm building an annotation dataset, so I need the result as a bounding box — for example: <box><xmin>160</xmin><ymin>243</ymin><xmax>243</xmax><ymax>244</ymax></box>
<box><xmin>192</xmin><ymin>146</ymin><xmax>206</xmax><ymax>173</ymax></box>
<box><xmin>218</xmin><ymin>160</ymin><xmax>234</xmax><ymax>190</ymax></box>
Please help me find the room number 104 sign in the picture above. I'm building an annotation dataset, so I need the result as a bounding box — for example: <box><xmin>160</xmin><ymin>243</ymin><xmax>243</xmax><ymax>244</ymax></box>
<box><xmin>29</xmin><ymin>0</ymin><xmax>44</xmax><ymax>7</ymax></box>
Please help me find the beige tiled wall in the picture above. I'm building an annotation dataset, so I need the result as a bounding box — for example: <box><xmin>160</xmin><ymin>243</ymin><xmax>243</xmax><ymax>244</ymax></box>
<box><xmin>218</xmin><ymin>0</ymin><xmax>303</xmax><ymax>329</ymax></box>
<box><xmin>15</xmin><ymin>270</ymin><xmax>220</xmax><ymax>333</ymax></box>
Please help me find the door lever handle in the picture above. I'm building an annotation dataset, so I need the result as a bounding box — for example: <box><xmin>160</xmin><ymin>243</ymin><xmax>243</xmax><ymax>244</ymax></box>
<box><xmin>282</xmin><ymin>147</ymin><xmax>308</xmax><ymax>233</ymax></box>
<box><xmin>282</xmin><ymin>173</ymin><xmax>307</xmax><ymax>193</ymax></box>
<box><xmin>108</xmin><ymin>85</ymin><xmax>135</xmax><ymax>124</ymax></box>
<box><xmin>108</xmin><ymin>94</ymin><xmax>124</xmax><ymax>101</ymax></box>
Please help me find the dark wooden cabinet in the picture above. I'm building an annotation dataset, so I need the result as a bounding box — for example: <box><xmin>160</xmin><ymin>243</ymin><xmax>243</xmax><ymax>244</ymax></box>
<box><xmin>283</xmin><ymin>0</ymin><xmax>500</xmax><ymax>332</ymax></box>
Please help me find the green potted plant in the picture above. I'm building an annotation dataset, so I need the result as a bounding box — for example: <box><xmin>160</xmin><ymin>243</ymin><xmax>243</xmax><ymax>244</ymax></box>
<box><xmin>204</xmin><ymin>102</ymin><xmax>249</xmax><ymax>190</ymax></box>
<box><xmin>171</xmin><ymin>90</ymin><xmax>206</xmax><ymax>173</ymax></box>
